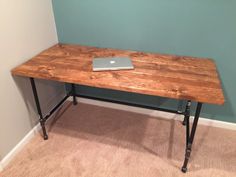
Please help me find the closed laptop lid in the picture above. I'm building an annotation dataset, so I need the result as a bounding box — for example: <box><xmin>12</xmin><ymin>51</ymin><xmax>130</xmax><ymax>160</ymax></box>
<box><xmin>93</xmin><ymin>57</ymin><xmax>134</xmax><ymax>71</ymax></box>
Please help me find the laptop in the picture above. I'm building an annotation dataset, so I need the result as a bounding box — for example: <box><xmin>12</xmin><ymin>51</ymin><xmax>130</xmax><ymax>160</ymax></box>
<box><xmin>92</xmin><ymin>57</ymin><xmax>134</xmax><ymax>71</ymax></box>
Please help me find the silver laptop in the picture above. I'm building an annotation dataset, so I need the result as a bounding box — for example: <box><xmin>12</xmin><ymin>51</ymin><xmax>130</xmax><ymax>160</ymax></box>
<box><xmin>92</xmin><ymin>57</ymin><xmax>134</xmax><ymax>71</ymax></box>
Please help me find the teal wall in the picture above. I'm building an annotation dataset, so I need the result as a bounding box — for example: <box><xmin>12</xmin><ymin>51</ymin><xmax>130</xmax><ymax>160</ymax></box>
<box><xmin>52</xmin><ymin>0</ymin><xmax>236</xmax><ymax>123</ymax></box>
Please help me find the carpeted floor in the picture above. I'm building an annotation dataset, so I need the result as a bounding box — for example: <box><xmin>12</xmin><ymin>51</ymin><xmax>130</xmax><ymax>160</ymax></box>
<box><xmin>1</xmin><ymin>101</ymin><xmax>236</xmax><ymax>177</ymax></box>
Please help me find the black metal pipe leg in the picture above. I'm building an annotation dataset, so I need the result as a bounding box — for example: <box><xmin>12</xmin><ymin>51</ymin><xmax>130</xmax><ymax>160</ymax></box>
<box><xmin>182</xmin><ymin>100</ymin><xmax>191</xmax><ymax>126</ymax></box>
<box><xmin>183</xmin><ymin>101</ymin><xmax>191</xmax><ymax>149</ymax></box>
<box><xmin>71</xmin><ymin>84</ymin><xmax>77</xmax><ymax>105</ymax></box>
<box><xmin>30</xmin><ymin>78</ymin><xmax>48</xmax><ymax>140</ymax></box>
<box><xmin>39</xmin><ymin>119</ymin><xmax>48</xmax><ymax>140</ymax></box>
<box><xmin>181</xmin><ymin>102</ymin><xmax>202</xmax><ymax>173</ymax></box>
<box><xmin>185</xmin><ymin>111</ymin><xmax>190</xmax><ymax>149</ymax></box>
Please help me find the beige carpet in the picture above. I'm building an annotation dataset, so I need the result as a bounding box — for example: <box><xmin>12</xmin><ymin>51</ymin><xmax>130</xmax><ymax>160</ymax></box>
<box><xmin>1</xmin><ymin>101</ymin><xmax>236</xmax><ymax>177</ymax></box>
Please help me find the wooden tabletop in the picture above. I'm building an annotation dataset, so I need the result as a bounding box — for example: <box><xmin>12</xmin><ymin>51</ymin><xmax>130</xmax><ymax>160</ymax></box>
<box><xmin>12</xmin><ymin>44</ymin><xmax>225</xmax><ymax>105</ymax></box>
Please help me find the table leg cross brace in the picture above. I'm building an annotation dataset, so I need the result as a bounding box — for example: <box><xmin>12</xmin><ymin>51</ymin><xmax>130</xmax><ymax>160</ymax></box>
<box><xmin>29</xmin><ymin>78</ymin><xmax>202</xmax><ymax>173</ymax></box>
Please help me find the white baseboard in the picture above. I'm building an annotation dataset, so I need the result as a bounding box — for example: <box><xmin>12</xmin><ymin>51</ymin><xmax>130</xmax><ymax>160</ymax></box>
<box><xmin>74</xmin><ymin>97</ymin><xmax>236</xmax><ymax>131</ymax></box>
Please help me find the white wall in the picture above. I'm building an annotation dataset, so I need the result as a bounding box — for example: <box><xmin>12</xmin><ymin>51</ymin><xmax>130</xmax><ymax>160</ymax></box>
<box><xmin>0</xmin><ymin>0</ymin><xmax>64</xmax><ymax>161</ymax></box>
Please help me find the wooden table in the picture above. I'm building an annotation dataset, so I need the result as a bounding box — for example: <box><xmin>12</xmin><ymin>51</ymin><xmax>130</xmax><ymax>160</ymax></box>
<box><xmin>12</xmin><ymin>44</ymin><xmax>225</xmax><ymax>172</ymax></box>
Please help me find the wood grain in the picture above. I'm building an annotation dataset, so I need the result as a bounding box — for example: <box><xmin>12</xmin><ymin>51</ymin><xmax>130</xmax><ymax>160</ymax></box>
<box><xmin>11</xmin><ymin>44</ymin><xmax>225</xmax><ymax>105</ymax></box>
